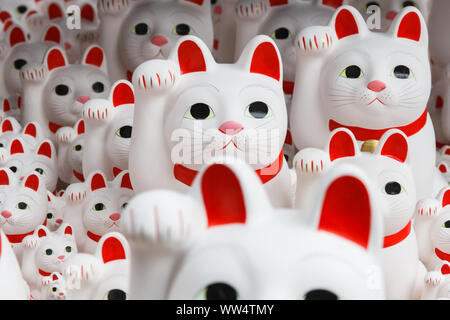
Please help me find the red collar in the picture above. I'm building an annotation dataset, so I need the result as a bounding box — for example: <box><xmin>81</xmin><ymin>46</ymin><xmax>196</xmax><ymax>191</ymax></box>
<box><xmin>174</xmin><ymin>150</ymin><xmax>284</xmax><ymax>187</ymax></box>
<box><xmin>73</xmin><ymin>170</ymin><xmax>85</xmax><ymax>182</ymax></box>
<box><xmin>383</xmin><ymin>221</ymin><xmax>411</xmax><ymax>248</ymax></box>
<box><xmin>329</xmin><ymin>108</ymin><xmax>428</xmax><ymax>141</ymax></box>
<box><xmin>39</xmin><ymin>269</ymin><xmax>51</xmax><ymax>277</ymax></box>
<box><xmin>435</xmin><ymin>248</ymin><xmax>450</xmax><ymax>263</ymax></box>
<box><xmin>6</xmin><ymin>230</ymin><xmax>34</xmax><ymax>244</ymax></box>
<box><xmin>127</xmin><ymin>70</ymin><xmax>133</xmax><ymax>82</ymax></box>
<box><xmin>49</xmin><ymin>122</ymin><xmax>63</xmax><ymax>134</ymax></box>
<box><xmin>437</xmin><ymin>142</ymin><xmax>447</xmax><ymax>149</ymax></box>
<box><xmin>87</xmin><ymin>231</ymin><xmax>101</xmax><ymax>242</ymax></box>
<box><xmin>283</xmin><ymin>81</ymin><xmax>294</xmax><ymax>95</ymax></box>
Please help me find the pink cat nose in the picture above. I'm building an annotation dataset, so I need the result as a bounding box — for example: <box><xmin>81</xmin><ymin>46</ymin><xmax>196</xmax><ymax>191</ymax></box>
<box><xmin>367</xmin><ymin>80</ymin><xmax>386</xmax><ymax>92</ymax></box>
<box><xmin>151</xmin><ymin>35</ymin><xmax>168</xmax><ymax>47</ymax></box>
<box><xmin>57</xmin><ymin>255</ymin><xmax>65</xmax><ymax>260</ymax></box>
<box><xmin>56</xmin><ymin>219</ymin><xmax>63</xmax><ymax>224</ymax></box>
<box><xmin>19</xmin><ymin>176</ymin><xmax>24</xmax><ymax>181</ymax></box>
<box><xmin>219</xmin><ymin>121</ymin><xmax>244</xmax><ymax>135</ymax></box>
<box><xmin>76</xmin><ymin>96</ymin><xmax>90</xmax><ymax>104</ymax></box>
<box><xmin>386</xmin><ymin>11</ymin><xmax>398</xmax><ymax>21</ymax></box>
<box><xmin>109</xmin><ymin>213</ymin><xmax>121</xmax><ymax>221</ymax></box>
<box><xmin>214</xmin><ymin>5</ymin><xmax>222</xmax><ymax>15</ymax></box>
<box><xmin>1</xmin><ymin>210</ymin><xmax>11</xmax><ymax>219</ymax></box>
<box><xmin>59</xmin><ymin>292</ymin><xmax>64</xmax><ymax>296</ymax></box>
<box><xmin>64</xmin><ymin>42</ymin><xmax>72</xmax><ymax>51</ymax></box>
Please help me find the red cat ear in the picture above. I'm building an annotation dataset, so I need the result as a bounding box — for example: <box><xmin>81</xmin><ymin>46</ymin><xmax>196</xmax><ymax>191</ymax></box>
<box><xmin>1</xmin><ymin>119</ymin><xmax>13</xmax><ymax>133</ymax></box>
<box><xmin>328</xmin><ymin>129</ymin><xmax>358</xmax><ymax>161</ymax></box>
<box><xmin>52</xmin><ymin>273</ymin><xmax>59</xmax><ymax>281</ymax></box>
<box><xmin>76</xmin><ymin>120</ymin><xmax>85</xmax><ymax>135</ymax></box>
<box><xmin>3</xmin><ymin>99</ymin><xmax>10</xmax><ymax>113</ymax></box>
<box><xmin>9</xmin><ymin>26</ymin><xmax>26</xmax><ymax>48</ymax></box>
<box><xmin>10</xmin><ymin>139</ymin><xmax>24</xmax><ymax>155</ymax></box>
<box><xmin>81</xmin><ymin>4</ymin><xmax>95</xmax><ymax>22</ymax></box>
<box><xmin>120</xmin><ymin>172</ymin><xmax>133</xmax><ymax>190</ymax></box>
<box><xmin>48</xmin><ymin>2</ymin><xmax>64</xmax><ymax>20</ymax></box>
<box><xmin>45</xmin><ymin>47</ymin><xmax>68</xmax><ymax>72</ymax></box>
<box><xmin>0</xmin><ymin>170</ymin><xmax>10</xmax><ymax>185</ymax></box>
<box><xmin>90</xmin><ymin>173</ymin><xmax>107</xmax><ymax>191</ymax></box>
<box><xmin>43</xmin><ymin>25</ymin><xmax>62</xmax><ymax>44</ymax></box>
<box><xmin>378</xmin><ymin>131</ymin><xmax>408</xmax><ymax>163</ymax></box>
<box><xmin>24</xmin><ymin>174</ymin><xmax>40</xmax><ymax>192</ymax></box>
<box><xmin>396</xmin><ymin>11</ymin><xmax>422</xmax><ymax>42</ymax></box>
<box><xmin>64</xmin><ymin>225</ymin><xmax>72</xmax><ymax>235</ymax></box>
<box><xmin>101</xmin><ymin>235</ymin><xmax>126</xmax><ymax>263</ymax></box>
<box><xmin>83</xmin><ymin>45</ymin><xmax>105</xmax><ymax>69</ymax></box>
<box><xmin>334</xmin><ymin>7</ymin><xmax>360</xmax><ymax>40</ymax></box>
<box><xmin>318</xmin><ymin>175</ymin><xmax>372</xmax><ymax>249</ymax></box>
<box><xmin>37</xmin><ymin>226</ymin><xmax>47</xmax><ymax>238</ymax></box>
<box><xmin>112</xmin><ymin>81</ymin><xmax>134</xmax><ymax>107</ymax></box>
<box><xmin>201</xmin><ymin>164</ymin><xmax>246</xmax><ymax>227</ymax></box>
<box><xmin>183</xmin><ymin>0</ymin><xmax>206</xmax><ymax>5</ymax></box>
<box><xmin>24</xmin><ymin>123</ymin><xmax>37</xmax><ymax>138</ymax></box>
<box><xmin>249</xmin><ymin>41</ymin><xmax>281</xmax><ymax>82</ymax></box>
<box><xmin>0</xmin><ymin>11</ymin><xmax>12</xmax><ymax>23</ymax></box>
<box><xmin>320</xmin><ymin>0</ymin><xmax>343</xmax><ymax>8</ymax></box>
<box><xmin>441</xmin><ymin>188</ymin><xmax>450</xmax><ymax>208</ymax></box>
<box><xmin>178</xmin><ymin>39</ymin><xmax>207</xmax><ymax>75</ymax></box>
<box><xmin>37</xmin><ymin>141</ymin><xmax>53</xmax><ymax>159</ymax></box>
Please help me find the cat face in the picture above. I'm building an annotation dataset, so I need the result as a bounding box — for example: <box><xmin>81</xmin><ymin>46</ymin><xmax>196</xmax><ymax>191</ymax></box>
<box><xmin>82</xmin><ymin>171</ymin><xmax>133</xmax><ymax>237</ymax></box>
<box><xmin>320</xmin><ymin>6</ymin><xmax>430</xmax><ymax>128</ymax></box>
<box><xmin>0</xmin><ymin>169</ymin><xmax>46</xmax><ymax>236</ymax></box>
<box><xmin>429</xmin><ymin>189</ymin><xmax>450</xmax><ymax>254</ymax></box>
<box><xmin>33</xmin><ymin>224</ymin><xmax>78</xmax><ymax>273</ymax></box>
<box><xmin>164</xmin><ymin>36</ymin><xmax>287</xmax><ymax>171</ymax></box>
<box><xmin>0</xmin><ymin>0</ymin><xmax>37</xmax><ymax>23</ymax></box>
<box><xmin>0</xmin><ymin>119</ymin><xmax>44</xmax><ymax>153</ymax></box>
<box><xmin>345</xmin><ymin>0</ymin><xmax>433</xmax><ymax>32</ymax></box>
<box><xmin>46</xmin><ymin>191</ymin><xmax>66</xmax><ymax>231</ymax></box>
<box><xmin>4</xmin><ymin>138</ymin><xmax>57</xmax><ymax>192</ymax></box>
<box><xmin>42</xmin><ymin>46</ymin><xmax>110</xmax><ymax>129</ymax></box>
<box><xmin>119</xmin><ymin>0</ymin><xmax>213</xmax><ymax>74</ymax></box>
<box><xmin>43</xmin><ymin>272</ymin><xmax>66</xmax><ymax>300</ymax></box>
<box><xmin>56</xmin><ymin>119</ymin><xmax>85</xmax><ymax>183</ymax></box>
<box><xmin>327</xmin><ymin>129</ymin><xmax>415</xmax><ymax>236</ymax></box>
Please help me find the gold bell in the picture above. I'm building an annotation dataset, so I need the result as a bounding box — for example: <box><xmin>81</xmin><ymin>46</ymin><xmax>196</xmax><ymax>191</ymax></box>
<box><xmin>361</xmin><ymin>140</ymin><xmax>379</xmax><ymax>153</ymax></box>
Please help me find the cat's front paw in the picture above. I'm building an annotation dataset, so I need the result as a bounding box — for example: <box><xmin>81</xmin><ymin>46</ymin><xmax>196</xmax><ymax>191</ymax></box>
<box><xmin>41</xmin><ymin>275</ymin><xmax>53</xmax><ymax>286</ymax></box>
<box><xmin>425</xmin><ymin>271</ymin><xmax>442</xmax><ymax>287</ymax></box>
<box><xmin>23</xmin><ymin>234</ymin><xmax>40</xmax><ymax>249</ymax></box>
<box><xmin>20</xmin><ymin>63</ymin><xmax>46</xmax><ymax>82</ymax></box>
<box><xmin>82</xmin><ymin>99</ymin><xmax>111</xmax><ymax>121</ymax></box>
<box><xmin>64</xmin><ymin>255</ymin><xmax>100</xmax><ymax>282</ymax></box>
<box><xmin>98</xmin><ymin>0</ymin><xmax>132</xmax><ymax>15</ymax></box>
<box><xmin>235</xmin><ymin>0</ymin><xmax>269</xmax><ymax>19</ymax></box>
<box><xmin>293</xmin><ymin>148</ymin><xmax>331</xmax><ymax>175</ymax></box>
<box><xmin>56</xmin><ymin>127</ymin><xmax>76</xmax><ymax>144</ymax></box>
<box><xmin>65</xmin><ymin>183</ymin><xmax>88</xmax><ymax>202</ymax></box>
<box><xmin>132</xmin><ymin>60</ymin><xmax>178</xmax><ymax>94</ymax></box>
<box><xmin>296</xmin><ymin>26</ymin><xmax>336</xmax><ymax>54</ymax></box>
<box><xmin>26</xmin><ymin>13</ymin><xmax>48</xmax><ymax>30</ymax></box>
<box><xmin>416</xmin><ymin>198</ymin><xmax>440</xmax><ymax>218</ymax></box>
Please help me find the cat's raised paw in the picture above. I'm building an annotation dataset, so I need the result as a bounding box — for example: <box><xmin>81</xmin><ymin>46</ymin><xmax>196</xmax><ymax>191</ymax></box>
<box><xmin>98</xmin><ymin>0</ymin><xmax>131</xmax><ymax>15</ymax></box>
<box><xmin>56</xmin><ymin>127</ymin><xmax>76</xmax><ymax>144</ymax></box>
<box><xmin>296</xmin><ymin>26</ymin><xmax>335</xmax><ymax>54</ymax></box>
<box><xmin>82</xmin><ymin>99</ymin><xmax>111</xmax><ymax>121</ymax></box>
<box><xmin>65</xmin><ymin>183</ymin><xmax>88</xmax><ymax>202</ymax></box>
<box><xmin>425</xmin><ymin>271</ymin><xmax>442</xmax><ymax>287</ymax></box>
<box><xmin>235</xmin><ymin>0</ymin><xmax>269</xmax><ymax>19</ymax></box>
<box><xmin>416</xmin><ymin>198</ymin><xmax>440</xmax><ymax>217</ymax></box>
<box><xmin>20</xmin><ymin>64</ymin><xmax>46</xmax><ymax>82</ymax></box>
<box><xmin>132</xmin><ymin>60</ymin><xmax>178</xmax><ymax>93</ymax></box>
<box><xmin>23</xmin><ymin>234</ymin><xmax>40</xmax><ymax>249</ymax></box>
<box><xmin>293</xmin><ymin>148</ymin><xmax>331</xmax><ymax>175</ymax></box>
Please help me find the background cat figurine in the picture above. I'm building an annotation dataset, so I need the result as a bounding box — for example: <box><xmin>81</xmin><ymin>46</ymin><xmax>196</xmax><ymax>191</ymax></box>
<box><xmin>20</xmin><ymin>45</ymin><xmax>111</xmax><ymax>142</ymax></box>
<box><xmin>82</xmin><ymin>80</ymin><xmax>134</xmax><ymax>181</ymax></box>
<box><xmin>422</xmin><ymin>270</ymin><xmax>450</xmax><ymax>300</ymax></box>
<box><xmin>290</xmin><ymin>5</ymin><xmax>446</xmax><ymax>200</ymax></box>
<box><xmin>0</xmin><ymin>118</ymin><xmax>44</xmax><ymax>152</ymax></box>
<box><xmin>0</xmin><ymin>225</ymin><xmax>30</xmax><ymax>299</ymax></box>
<box><xmin>428</xmin><ymin>64</ymin><xmax>450</xmax><ymax>147</ymax></box>
<box><xmin>121</xmin><ymin>159</ymin><xmax>385</xmax><ymax>300</ymax></box>
<box><xmin>56</xmin><ymin>119</ymin><xmax>85</xmax><ymax>184</ymax></box>
<box><xmin>129</xmin><ymin>35</ymin><xmax>292</xmax><ymax>208</ymax></box>
<box><xmin>38</xmin><ymin>272</ymin><xmax>66</xmax><ymax>300</ymax></box>
<box><xmin>46</xmin><ymin>190</ymin><xmax>66</xmax><ymax>231</ymax></box>
<box><xmin>21</xmin><ymin>224</ymin><xmax>77</xmax><ymax>298</ymax></box>
<box><xmin>63</xmin><ymin>171</ymin><xmax>133</xmax><ymax>254</ymax></box>
<box><xmin>211</xmin><ymin>0</ymin><xmax>238</xmax><ymax>63</ymax></box>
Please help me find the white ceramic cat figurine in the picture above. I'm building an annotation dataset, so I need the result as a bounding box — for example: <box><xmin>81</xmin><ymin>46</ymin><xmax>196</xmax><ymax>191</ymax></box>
<box><xmin>39</xmin><ymin>272</ymin><xmax>66</xmax><ymax>300</ymax></box>
<box><xmin>0</xmin><ymin>118</ymin><xmax>44</xmax><ymax>152</ymax></box>
<box><xmin>46</xmin><ymin>190</ymin><xmax>66</xmax><ymax>231</ymax></box>
<box><xmin>97</xmin><ymin>0</ymin><xmax>213</xmax><ymax>82</ymax></box>
<box><xmin>56</xmin><ymin>119</ymin><xmax>85</xmax><ymax>184</ymax></box>
<box><xmin>294</xmin><ymin>128</ymin><xmax>425</xmax><ymax>299</ymax></box>
<box><xmin>63</xmin><ymin>171</ymin><xmax>134</xmax><ymax>254</ymax></box>
<box><xmin>428</xmin><ymin>64</ymin><xmax>450</xmax><ymax>147</ymax></box>
<box><xmin>211</xmin><ymin>0</ymin><xmax>238</xmax><ymax>63</ymax></box>
<box><xmin>290</xmin><ymin>5</ymin><xmax>446</xmax><ymax>200</ymax></box>
<box><xmin>129</xmin><ymin>35</ymin><xmax>292</xmax><ymax>208</ymax></box>
<box><xmin>82</xmin><ymin>80</ymin><xmax>134</xmax><ymax>181</ymax></box>
<box><xmin>426</xmin><ymin>0</ymin><xmax>449</xmax><ymax>76</ymax></box>
<box><xmin>0</xmin><ymin>168</ymin><xmax>47</xmax><ymax>260</ymax></box>
<box><xmin>121</xmin><ymin>159</ymin><xmax>385</xmax><ymax>299</ymax></box>
<box><xmin>422</xmin><ymin>271</ymin><xmax>450</xmax><ymax>300</ymax></box>
<box><xmin>0</xmin><ymin>0</ymin><xmax>37</xmax><ymax>24</ymax></box>
<box><xmin>0</xmin><ymin>226</ymin><xmax>30</xmax><ymax>299</ymax></box>
<box><xmin>21</xmin><ymin>224</ymin><xmax>77</xmax><ymax>298</ymax></box>
<box><xmin>20</xmin><ymin>45</ymin><xmax>110</xmax><ymax>142</ymax></box>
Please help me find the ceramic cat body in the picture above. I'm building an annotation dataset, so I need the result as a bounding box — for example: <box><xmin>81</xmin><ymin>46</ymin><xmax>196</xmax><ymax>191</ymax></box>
<box><xmin>290</xmin><ymin>6</ymin><xmax>445</xmax><ymax>200</ymax></box>
<box><xmin>129</xmin><ymin>35</ymin><xmax>292</xmax><ymax>208</ymax></box>
<box><xmin>56</xmin><ymin>119</ymin><xmax>85</xmax><ymax>184</ymax></box>
<box><xmin>295</xmin><ymin>129</ymin><xmax>425</xmax><ymax>299</ymax></box>
<box><xmin>21</xmin><ymin>224</ymin><xmax>77</xmax><ymax>297</ymax></box>
<box><xmin>63</xmin><ymin>171</ymin><xmax>133</xmax><ymax>254</ymax></box>
<box><xmin>20</xmin><ymin>45</ymin><xmax>110</xmax><ymax>142</ymax></box>
<box><xmin>98</xmin><ymin>0</ymin><xmax>213</xmax><ymax>82</ymax></box>
<box><xmin>0</xmin><ymin>227</ymin><xmax>30</xmax><ymax>299</ymax></box>
<box><xmin>121</xmin><ymin>159</ymin><xmax>385</xmax><ymax>299</ymax></box>
<box><xmin>82</xmin><ymin>81</ymin><xmax>134</xmax><ymax>181</ymax></box>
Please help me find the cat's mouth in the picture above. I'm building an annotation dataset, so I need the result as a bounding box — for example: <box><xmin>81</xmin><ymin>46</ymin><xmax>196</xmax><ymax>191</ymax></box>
<box><xmin>368</xmin><ymin>98</ymin><xmax>385</xmax><ymax>106</ymax></box>
<box><xmin>219</xmin><ymin>139</ymin><xmax>242</xmax><ymax>151</ymax></box>
<box><xmin>152</xmin><ymin>50</ymin><xmax>166</xmax><ymax>59</ymax></box>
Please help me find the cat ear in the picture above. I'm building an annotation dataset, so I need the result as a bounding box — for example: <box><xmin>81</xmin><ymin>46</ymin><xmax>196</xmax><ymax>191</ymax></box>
<box><xmin>1</xmin><ymin>118</ymin><xmax>15</xmax><ymax>133</ymax></box>
<box><xmin>111</xmin><ymin>80</ymin><xmax>134</xmax><ymax>108</ymax></box>
<box><xmin>318</xmin><ymin>0</ymin><xmax>344</xmax><ymax>9</ymax></box>
<box><xmin>63</xmin><ymin>224</ymin><xmax>73</xmax><ymax>236</ymax></box>
<box><xmin>174</xmin><ymin>36</ymin><xmax>214</xmax><ymax>75</ymax></box>
<box><xmin>8</xmin><ymin>25</ymin><xmax>27</xmax><ymax>48</ymax></box>
<box><xmin>238</xmin><ymin>35</ymin><xmax>281</xmax><ymax>82</ymax></box>
<box><xmin>51</xmin><ymin>272</ymin><xmax>61</xmax><ymax>281</ymax></box>
<box><xmin>24</xmin><ymin>174</ymin><xmax>40</xmax><ymax>192</ymax></box>
<box><xmin>48</xmin><ymin>2</ymin><xmax>64</xmax><ymax>20</ymax></box>
<box><xmin>37</xmin><ymin>140</ymin><xmax>54</xmax><ymax>160</ymax></box>
<box><xmin>179</xmin><ymin>0</ymin><xmax>210</xmax><ymax>12</ymax></box>
<box><xmin>42</xmin><ymin>24</ymin><xmax>62</xmax><ymax>45</ymax></box>
<box><xmin>75</xmin><ymin>119</ymin><xmax>85</xmax><ymax>135</ymax></box>
<box><xmin>36</xmin><ymin>225</ymin><xmax>48</xmax><ymax>238</ymax></box>
<box><xmin>10</xmin><ymin>138</ymin><xmax>25</xmax><ymax>155</ymax></box>
<box><xmin>118</xmin><ymin>171</ymin><xmax>133</xmax><ymax>190</ymax></box>
<box><xmin>330</xmin><ymin>5</ymin><xmax>368</xmax><ymax>40</ymax></box>
<box><xmin>96</xmin><ymin>233</ymin><xmax>129</xmax><ymax>264</ymax></box>
<box><xmin>80</xmin><ymin>4</ymin><xmax>96</xmax><ymax>22</ymax></box>
<box><xmin>0</xmin><ymin>169</ymin><xmax>10</xmax><ymax>185</ymax></box>
<box><xmin>23</xmin><ymin>122</ymin><xmax>38</xmax><ymax>138</ymax></box>
<box><xmin>390</xmin><ymin>7</ymin><xmax>428</xmax><ymax>47</ymax></box>
<box><xmin>438</xmin><ymin>187</ymin><xmax>450</xmax><ymax>208</ymax></box>
<box><xmin>44</xmin><ymin>47</ymin><xmax>68</xmax><ymax>72</ymax></box>
<box><xmin>0</xmin><ymin>11</ymin><xmax>12</xmax><ymax>23</ymax></box>
<box><xmin>327</xmin><ymin>128</ymin><xmax>359</xmax><ymax>161</ymax></box>
<box><xmin>82</xmin><ymin>45</ymin><xmax>107</xmax><ymax>73</ymax></box>
<box><xmin>307</xmin><ymin>164</ymin><xmax>382</xmax><ymax>251</ymax></box>
<box><xmin>193</xmin><ymin>160</ymin><xmax>272</xmax><ymax>228</ymax></box>
<box><xmin>375</xmin><ymin>129</ymin><xmax>409</xmax><ymax>163</ymax></box>
<box><xmin>2</xmin><ymin>99</ymin><xmax>10</xmax><ymax>113</ymax></box>
<box><xmin>90</xmin><ymin>172</ymin><xmax>107</xmax><ymax>191</ymax></box>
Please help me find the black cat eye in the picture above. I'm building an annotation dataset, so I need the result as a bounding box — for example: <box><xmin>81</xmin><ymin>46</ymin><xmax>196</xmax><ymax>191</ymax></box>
<box><xmin>133</xmin><ymin>23</ymin><xmax>149</xmax><ymax>35</ymax></box>
<box><xmin>204</xmin><ymin>283</ymin><xmax>238</xmax><ymax>300</ymax></box>
<box><xmin>47</xmin><ymin>213</ymin><xmax>54</xmax><ymax>219</ymax></box>
<box><xmin>74</xmin><ymin>145</ymin><xmax>82</xmax><ymax>151</ymax></box>
<box><xmin>304</xmin><ymin>289</ymin><xmax>338</xmax><ymax>300</ymax></box>
<box><xmin>17</xmin><ymin>202</ymin><xmax>28</xmax><ymax>210</ymax></box>
<box><xmin>14</xmin><ymin>59</ymin><xmax>27</xmax><ymax>70</ymax></box>
<box><xmin>35</xmin><ymin>168</ymin><xmax>44</xmax><ymax>175</ymax></box>
<box><xmin>55</xmin><ymin>84</ymin><xmax>69</xmax><ymax>96</ymax></box>
<box><xmin>116</xmin><ymin>125</ymin><xmax>132</xmax><ymax>139</ymax></box>
<box><xmin>46</xmin><ymin>249</ymin><xmax>53</xmax><ymax>255</ymax></box>
<box><xmin>342</xmin><ymin>65</ymin><xmax>363</xmax><ymax>79</ymax></box>
<box><xmin>94</xmin><ymin>203</ymin><xmax>106</xmax><ymax>211</ymax></box>
<box><xmin>17</xmin><ymin>5</ymin><xmax>27</xmax><ymax>14</ymax></box>
<box><xmin>107</xmin><ymin>289</ymin><xmax>127</xmax><ymax>300</ymax></box>
<box><xmin>272</xmin><ymin>27</ymin><xmax>290</xmax><ymax>40</ymax></box>
<box><xmin>174</xmin><ymin>24</ymin><xmax>191</xmax><ymax>36</ymax></box>
<box><xmin>188</xmin><ymin>103</ymin><xmax>213</xmax><ymax>120</ymax></box>
<box><xmin>92</xmin><ymin>82</ymin><xmax>105</xmax><ymax>93</ymax></box>
<box><xmin>65</xmin><ymin>246</ymin><xmax>72</xmax><ymax>253</ymax></box>
<box><xmin>248</xmin><ymin>101</ymin><xmax>269</xmax><ymax>119</ymax></box>
<box><xmin>52</xmin><ymin>287</ymin><xmax>58</xmax><ymax>292</ymax></box>
<box><xmin>393</xmin><ymin>65</ymin><xmax>410</xmax><ymax>79</ymax></box>
<box><xmin>385</xmin><ymin>182</ymin><xmax>402</xmax><ymax>195</ymax></box>
<box><xmin>9</xmin><ymin>166</ymin><xmax>17</xmax><ymax>173</ymax></box>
